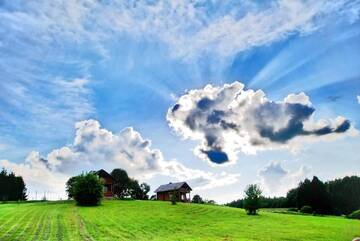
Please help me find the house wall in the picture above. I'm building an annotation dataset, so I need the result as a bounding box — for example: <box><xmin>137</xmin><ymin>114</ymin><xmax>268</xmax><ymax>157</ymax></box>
<box><xmin>157</xmin><ymin>192</ymin><xmax>170</xmax><ymax>201</ymax></box>
<box><xmin>157</xmin><ymin>191</ymin><xmax>190</xmax><ymax>202</ymax></box>
<box><xmin>100</xmin><ymin>177</ymin><xmax>113</xmax><ymax>197</ymax></box>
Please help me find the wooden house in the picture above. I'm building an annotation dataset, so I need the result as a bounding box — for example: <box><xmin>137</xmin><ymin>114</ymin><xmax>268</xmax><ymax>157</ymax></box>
<box><xmin>154</xmin><ymin>182</ymin><xmax>192</xmax><ymax>202</ymax></box>
<box><xmin>94</xmin><ymin>169</ymin><xmax>114</xmax><ymax>198</ymax></box>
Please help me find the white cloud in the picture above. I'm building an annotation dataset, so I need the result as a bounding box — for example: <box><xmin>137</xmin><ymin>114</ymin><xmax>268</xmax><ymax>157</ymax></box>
<box><xmin>258</xmin><ymin>161</ymin><xmax>311</xmax><ymax>196</ymax></box>
<box><xmin>357</xmin><ymin>95</ymin><xmax>360</xmax><ymax>104</ymax></box>
<box><xmin>167</xmin><ymin>81</ymin><xmax>357</xmax><ymax>164</ymax></box>
<box><xmin>0</xmin><ymin>119</ymin><xmax>240</xmax><ymax>199</ymax></box>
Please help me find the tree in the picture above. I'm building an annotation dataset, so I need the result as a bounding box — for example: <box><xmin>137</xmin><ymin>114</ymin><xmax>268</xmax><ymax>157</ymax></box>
<box><xmin>326</xmin><ymin>176</ymin><xmax>360</xmax><ymax>215</ymax></box>
<box><xmin>128</xmin><ymin>179</ymin><xmax>142</xmax><ymax>199</ymax></box>
<box><xmin>140</xmin><ymin>183</ymin><xmax>150</xmax><ymax>200</ymax></box>
<box><xmin>192</xmin><ymin>194</ymin><xmax>203</xmax><ymax>204</ymax></box>
<box><xmin>0</xmin><ymin>168</ymin><xmax>27</xmax><ymax>201</ymax></box>
<box><xmin>66</xmin><ymin>176</ymin><xmax>78</xmax><ymax>199</ymax></box>
<box><xmin>66</xmin><ymin>173</ymin><xmax>103</xmax><ymax>206</ymax></box>
<box><xmin>111</xmin><ymin>168</ymin><xmax>130</xmax><ymax>198</ymax></box>
<box><xmin>111</xmin><ymin>168</ymin><xmax>150</xmax><ymax>200</ymax></box>
<box><xmin>286</xmin><ymin>188</ymin><xmax>298</xmax><ymax>208</ymax></box>
<box><xmin>297</xmin><ymin>176</ymin><xmax>332</xmax><ymax>214</ymax></box>
<box><xmin>243</xmin><ymin>184</ymin><xmax>262</xmax><ymax>215</ymax></box>
<box><xmin>170</xmin><ymin>190</ymin><xmax>179</xmax><ymax>205</ymax></box>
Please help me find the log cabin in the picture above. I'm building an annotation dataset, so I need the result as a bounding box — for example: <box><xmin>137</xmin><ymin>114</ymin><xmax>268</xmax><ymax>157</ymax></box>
<box><xmin>94</xmin><ymin>169</ymin><xmax>114</xmax><ymax>198</ymax></box>
<box><xmin>154</xmin><ymin>182</ymin><xmax>192</xmax><ymax>202</ymax></box>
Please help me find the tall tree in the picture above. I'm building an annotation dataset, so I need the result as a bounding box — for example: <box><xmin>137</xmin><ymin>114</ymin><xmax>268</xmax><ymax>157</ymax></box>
<box><xmin>0</xmin><ymin>168</ymin><xmax>27</xmax><ymax>201</ymax></box>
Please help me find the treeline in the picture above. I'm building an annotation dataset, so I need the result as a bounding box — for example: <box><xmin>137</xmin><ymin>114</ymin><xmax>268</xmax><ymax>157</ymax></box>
<box><xmin>227</xmin><ymin>196</ymin><xmax>288</xmax><ymax>209</ymax></box>
<box><xmin>0</xmin><ymin>168</ymin><xmax>27</xmax><ymax>201</ymax></box>
<box><xmin>227</xmin><ymin>175</ymin><xmax>360</xmax><ymax>215</ymax></box>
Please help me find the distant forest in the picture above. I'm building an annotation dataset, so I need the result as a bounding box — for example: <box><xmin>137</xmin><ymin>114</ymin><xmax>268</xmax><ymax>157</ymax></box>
<box><xmin>227</xmin><ymin>175</ymin><xmax>360</xmax><ymax>215</ymax></box>
<box><xmin>0</xmin><ymin>168</ymin><xmax>27</xmax><ymax>201</ymax></box>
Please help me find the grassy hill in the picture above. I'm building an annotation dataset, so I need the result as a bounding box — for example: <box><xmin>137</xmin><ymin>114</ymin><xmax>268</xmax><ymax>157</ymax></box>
<box><xmin>0</xmin><ymin>200</ymin><xmax>358</xmax><ymax>241</ymax></box>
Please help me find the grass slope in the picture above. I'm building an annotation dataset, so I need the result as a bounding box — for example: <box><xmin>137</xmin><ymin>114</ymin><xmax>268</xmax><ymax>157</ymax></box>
<box><xmin>0</xmin><ymin>200</ymin><xmax>358</xmax><ymax>241</ymax></box>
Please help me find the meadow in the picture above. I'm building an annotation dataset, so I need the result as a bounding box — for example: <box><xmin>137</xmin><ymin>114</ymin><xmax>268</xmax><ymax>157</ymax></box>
<box><xmin>0</xmin><ymin>200</ymin><xmax>358</xmax><ymax>241</ymax></box>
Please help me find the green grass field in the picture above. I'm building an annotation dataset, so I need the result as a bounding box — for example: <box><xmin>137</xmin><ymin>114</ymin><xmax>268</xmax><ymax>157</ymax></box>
<box><xmin>0</xmin><ymin>200</ymin><xmax>358</xmax><ymax>241</ymax></box>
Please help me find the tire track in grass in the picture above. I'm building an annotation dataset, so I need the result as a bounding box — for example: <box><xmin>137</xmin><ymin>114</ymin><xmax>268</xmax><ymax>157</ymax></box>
<box><xmin>55</xmin><ymin>210</ymin><xmax>65</xmax><ymax>241</ymax></box>
<box><xmin>55</xmin><ymin>204</ymin><xmax>72</xmax><ymax>241</ymax></box>
<box><xmin>74</xmin><ymin>207</ymin><xmax>95</xmax><ymax>241</ymax></box>
<box><xmin>66</xmin><ymin>205</ymin><xmax>82</xmax><ymax>240</ymax></box>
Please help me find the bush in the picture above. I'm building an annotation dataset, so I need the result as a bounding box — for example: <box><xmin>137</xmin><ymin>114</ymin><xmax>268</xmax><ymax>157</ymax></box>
<box><xmin>66</xmin><ymin>173</ymin><xmax>103</xmax><ymax>206</ymax></box>
<box><xmin>300</xmin><ymin>205</ymin><xmax>313</xmax><ymax>214</ymax></box>
<box><xmin>287</xmin><ymin>207</ymin><xmax>298</xmax><ymax>212</ymax></box>
<box><xmin>346</xmin><ymin>210</ymin><xmax>360</xmax><ymax>220</ymax></box>
<box><xmin>192</xmin><ymin>194</ymin><xmax>204</xmax><ymax>204</ymax></box>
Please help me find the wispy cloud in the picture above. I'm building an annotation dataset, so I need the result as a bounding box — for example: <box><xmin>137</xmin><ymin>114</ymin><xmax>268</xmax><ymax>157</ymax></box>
<box><xmin>1</xmin><ymin>0</ymin><xmax>359</xmax><ymax>61</ymax></box>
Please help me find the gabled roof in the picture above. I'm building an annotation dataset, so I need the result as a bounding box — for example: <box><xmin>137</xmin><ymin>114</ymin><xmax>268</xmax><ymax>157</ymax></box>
<box><xmin>154</xmin><ymin>182</ymin><xmax>192</xmax><ymax>193</ymax></box>
<box><xmin>94</xmin><ymin>169</ymin><xmax>113</xmax><ymax>180</ymax></box>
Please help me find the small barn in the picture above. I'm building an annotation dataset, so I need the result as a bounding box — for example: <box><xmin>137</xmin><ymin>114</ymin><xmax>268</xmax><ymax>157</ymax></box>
<box><xmin>94</xmin><ymin>169</ymin><xmax>114</xmax><ymax>198</ymax></box>
<box><xmin>154</xmin><ymin>182</ymin><xmax>192</xmax><ymax>202</ymax></box>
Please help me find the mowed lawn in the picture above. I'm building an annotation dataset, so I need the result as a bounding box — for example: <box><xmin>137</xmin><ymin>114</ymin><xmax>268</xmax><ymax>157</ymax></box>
<box><xmin>0</xmin><ymin>200</ymin><xmax>359</xmax><ymax>241</ymax></box>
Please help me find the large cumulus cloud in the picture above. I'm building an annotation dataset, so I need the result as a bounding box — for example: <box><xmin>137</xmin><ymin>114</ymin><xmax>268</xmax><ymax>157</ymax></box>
<box><xmin>167</xmin><ymin>81</ymin><xmax>356</xmax><ymax>164</ymax></box>
<box><xmin>1</xmin><ymin>119</ymin><xmax>239</xmax><ymax>199</ymax></box>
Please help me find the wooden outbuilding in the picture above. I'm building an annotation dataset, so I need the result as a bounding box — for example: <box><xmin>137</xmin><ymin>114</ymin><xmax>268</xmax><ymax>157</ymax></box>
<box><xmin>154</xmin><ymin>182</ymin><xmax>192</xmax><ymax>202</ymax></box>
<box><xmin>94</xmin><ymin>169</ymin><xmax>114</xmax><ymax>198</ymax></box>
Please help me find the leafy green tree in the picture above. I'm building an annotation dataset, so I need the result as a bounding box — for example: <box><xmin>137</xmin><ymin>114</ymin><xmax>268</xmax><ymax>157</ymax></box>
<box><xmin>243</xmin><ymin>184</ymin><xmax>262</xmax><ymax>215</ymax></box>
<box><xmin>111</xmin><ymin>168</ymin><xmax>130</xmax><ymax>198</ymax></box>
<box><xmin>66</xmin><ymin>173</ymin><xmax>103</xmax><ymax>206</ymax></box>
<box><xmin>66</xmin><ymin>176</ymin><xmax>78</xmax><ymax>199</ymax></box>
<box><xmin>111</xmin><ymin>168</ymin><xmax>150</xmax><ymax>200</ymax></box>
<box><xmin>192</xmin><ymin>194</ymin><xmax>204</xmax><ymax>204</ymax></box>
<box><xmin>128</xmin><ymin>179</ymin><xmax>142</xmax><ymax>199</ymax></box>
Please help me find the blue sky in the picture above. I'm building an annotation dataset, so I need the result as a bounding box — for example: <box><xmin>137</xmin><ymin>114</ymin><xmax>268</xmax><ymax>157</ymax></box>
<box><xmin>0</xmin><ymin>0</ymin><xmax>359</xmax><ymax>202</ymax></box>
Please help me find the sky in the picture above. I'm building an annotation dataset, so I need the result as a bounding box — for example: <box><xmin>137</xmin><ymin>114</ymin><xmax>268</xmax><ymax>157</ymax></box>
<box><xmin>0</xmin><ymin>0</ymin><xmax>360</xmax><ymax>203</ymax></box>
